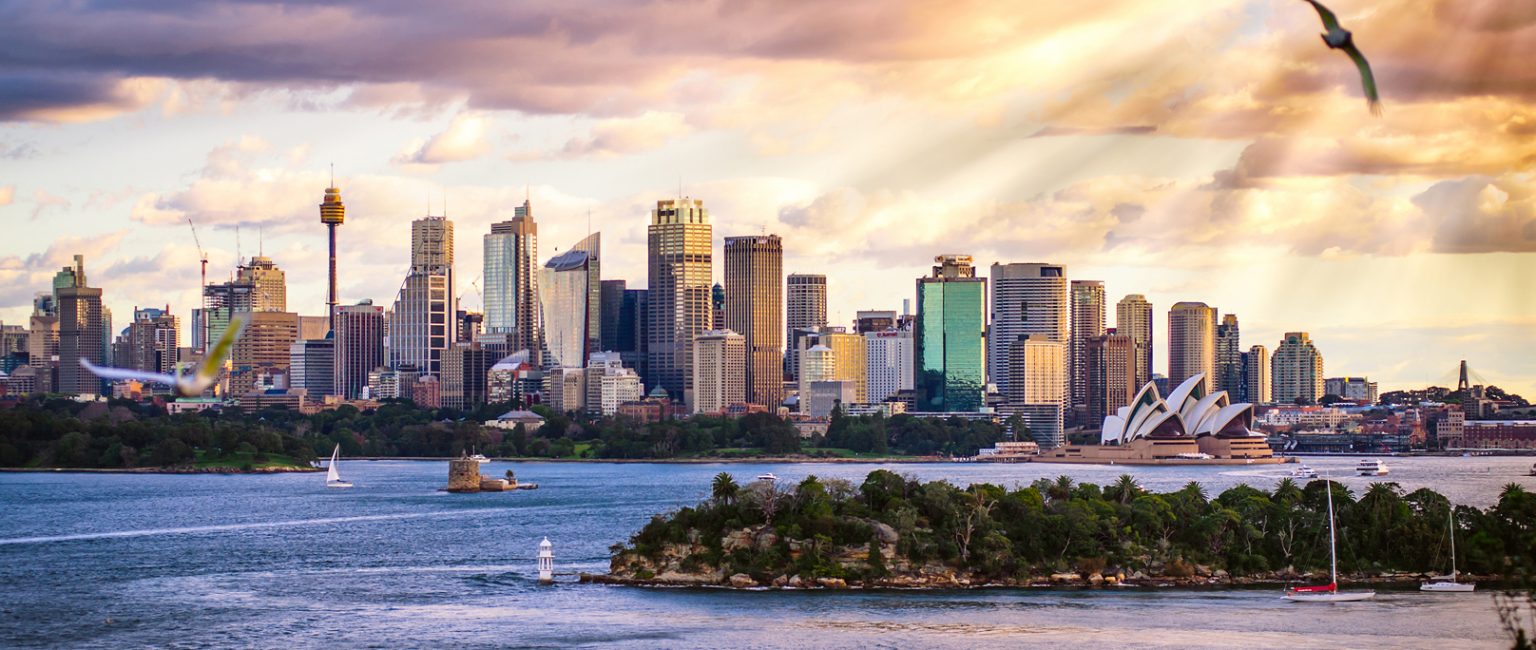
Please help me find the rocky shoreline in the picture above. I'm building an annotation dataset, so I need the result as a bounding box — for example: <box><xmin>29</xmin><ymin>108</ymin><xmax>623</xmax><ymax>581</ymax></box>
<box><xmin>583</xmin><ymin>523</ymin><xmax>1489</xmax><ymax>591</ymax></box>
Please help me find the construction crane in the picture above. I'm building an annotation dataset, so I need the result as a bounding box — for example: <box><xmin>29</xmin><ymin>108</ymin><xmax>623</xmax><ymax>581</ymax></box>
<box><xmin>187</xmin><ymin>218</ymin><xmax>209</xmax><ymax>354</ymax></box>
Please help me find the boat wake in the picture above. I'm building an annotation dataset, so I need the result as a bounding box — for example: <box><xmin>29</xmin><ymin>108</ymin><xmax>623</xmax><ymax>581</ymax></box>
<box><xmin>0</xmin><ymin>508</ymin><xmax>510</xmax><ymax>546</ymax></box>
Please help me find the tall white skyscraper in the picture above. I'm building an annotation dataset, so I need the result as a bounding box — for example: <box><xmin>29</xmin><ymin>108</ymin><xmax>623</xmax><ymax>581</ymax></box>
<box><xmin>989</xmin><ymin>263</ymin><xmax>1067</xmax><ymax>398</ymax></box>
<box><xmin>692</xmin><ymin>329</ymin><xmax>745</xmax><ymax>414</ymax></box>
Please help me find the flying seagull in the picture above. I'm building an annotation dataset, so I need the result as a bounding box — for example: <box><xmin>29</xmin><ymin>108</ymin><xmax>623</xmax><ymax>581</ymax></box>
<box><xmin>81</xmin><ymin>316</ymin><xmax>246</xmax><ymax>398</ymax></box>
<box><xmin>1300</xmin><ymin>0</ymin><xmax>1381</xmax><ymax>115</ymax></box>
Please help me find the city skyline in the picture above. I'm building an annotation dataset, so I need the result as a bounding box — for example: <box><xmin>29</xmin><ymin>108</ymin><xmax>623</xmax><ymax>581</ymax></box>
<box><xmin>0</xmin><ymin>1</ymin><xmax>1532</xmax><ymax>397</ymax></box>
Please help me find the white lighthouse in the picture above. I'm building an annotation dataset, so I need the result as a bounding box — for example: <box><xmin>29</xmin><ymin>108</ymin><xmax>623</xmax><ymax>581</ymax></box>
<box><xmin>537</xmin><ymin>537</ymin><xmax>554</xmax><ymax>584</ymax></box>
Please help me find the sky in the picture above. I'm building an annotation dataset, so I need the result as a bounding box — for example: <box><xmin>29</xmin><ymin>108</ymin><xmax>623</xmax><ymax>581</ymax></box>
<box><xmin>0</xmin><ymin>0</ymin><xmax>1533</xmax><ymax>396</ymax></box>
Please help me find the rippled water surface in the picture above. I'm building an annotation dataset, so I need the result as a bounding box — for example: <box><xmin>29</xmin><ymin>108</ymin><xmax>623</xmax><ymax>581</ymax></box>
<box><xmin>3</xmin><ymin>456</ymin><xmax>1532</xmax><ymax>648</ymax></box>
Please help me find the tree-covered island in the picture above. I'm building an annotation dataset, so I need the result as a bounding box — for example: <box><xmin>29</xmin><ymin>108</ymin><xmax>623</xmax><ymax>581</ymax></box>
<box><xmin>588</xmin><ymin>470</ymin><xmax>1536</xmax><ymax>589</ymax></box>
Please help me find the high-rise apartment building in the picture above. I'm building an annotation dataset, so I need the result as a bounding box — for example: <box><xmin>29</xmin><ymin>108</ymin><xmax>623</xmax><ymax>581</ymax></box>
<box><xmin>334</xmin><ymin>300</ymin><xmax>385</xmax><ymax>399</ymax></box>
<box><xmin>646</xmin><ymin>198</ymin><xmax>712</xmax><ymax>402</ymax></box>
<box><xmin>917</xmin><ymin>255</ymin><xmax>987</xmax><ymax>412</ymax></box>
<box><xmin>1243</xmin><ymin>344</ymin><xmax>1271</xmax><ymax>405</ymax></box>
<box><xmin>56</xmin><ymin>255</ymin><xmax>107</xmax><ymax>396</ymax></box>
<box><xmin>1006</xmin><ymin>334</ymin><xmax>1066</xmax><ymax>449</ymax></box>
<box><xmin>1086</xmin><ymin>331</ymin><xmax>1136</xmax><ymax>427</ymax></box>
<box><xmin>864</xmin><ymin>328</ymin><xmax>914</xmax><ymax>404</ymax></box>
<box><xmin>541</xmin><ymin>233</ymin><xmax>600</xmax><ymax>368</ymax></box>
<box><xmin>599</xmin><ymin>280</ymin><xmax>627</xmax><ymax>353</ymax></box>
<box><xmin>28</xmin><ymin>293</ymin><xmax>59</xmax><ymax>393</ymax></box>
<box><xmin>484</xmin><ymin>200</ymin><xmax>541</xmax><ymax>358</ymax></box>
<box><xmin>724</xmin><ymin>235</ymin><xmax>784</xmax><ymax>409</ymax></box>
<box><xmin>1272</xmin><ymin>332</ymin><xmax>1325</xmax><ymax>404</ymax></box>
<box><xmin>1069</xmin><ymin>280</ymin><xmax>1105</xmax><ymax>425</ymax></box>
<box><xmin>391</xmin><ymin>215</ymin><xmax>456</xmax><ymax>376</ymax></box>
<box><xmin>785</xmin><ymin>273</ymin><xmax>827</xmax><ymax>380</ymax></box>
<box><xmin>692</xmin><ymin>329</ymin><xmax>745</xmax><ymax>414</ymax></box>
<box><xmin>1215</xmin><ymin>313</ymin><xmax>1243</xmax><ymax>399</ymax></box>
<box><xmin>289</xmin><ymin>338</ymin><xmax>335</xmax><ymax>397</ymax></box>
<box><xmin>1168</xmin><ymin>301</ymin><xmax>1216</xmax><ymax>389</ymax></box>
<box><xmin>1115</xmin><ymin>294</ymin><xmax>1154</xmax><ymax>389</ymax></box>
<box><xmin>989</xmin><ymin>263</ymin><xmax>1067</xmax><ymax>399</ymax></box>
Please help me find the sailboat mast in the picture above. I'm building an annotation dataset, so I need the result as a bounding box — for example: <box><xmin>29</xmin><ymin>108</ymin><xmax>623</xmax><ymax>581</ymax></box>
<box><xmin>1449</xmin><ymin>509</ymin><xmax>1457</xmax><ymax>580</ymax></box>
<box><xmin>1327</xmin><ymin>479</ymin><xmax>1338</xmax><ymax>586</ymax></box>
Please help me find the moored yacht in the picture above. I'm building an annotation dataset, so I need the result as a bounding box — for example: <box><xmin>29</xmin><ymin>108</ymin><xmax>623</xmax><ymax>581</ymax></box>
<box><xmin>1290</xmin><ymin>465</ymin><xmax>1319</xmax><ymax>479</ymax></box>
<box><xmin>1356</xmin><ymin>459</ymin><xmax>1389</xmax><ymax>476</ymax></box>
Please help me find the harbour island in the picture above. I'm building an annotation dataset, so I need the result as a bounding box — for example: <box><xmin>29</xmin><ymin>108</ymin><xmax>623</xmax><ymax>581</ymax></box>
<box><xmin>585</xmin><ymin>469</ymin><xmax>1533</xmax><ymax>590</ymax></box>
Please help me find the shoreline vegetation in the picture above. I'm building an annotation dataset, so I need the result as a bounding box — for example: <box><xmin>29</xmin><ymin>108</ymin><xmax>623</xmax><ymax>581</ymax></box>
<box><xmin>584</xmin><ymin>470</ymin><xmax>1535</xmax><ymax>590</ymax></box>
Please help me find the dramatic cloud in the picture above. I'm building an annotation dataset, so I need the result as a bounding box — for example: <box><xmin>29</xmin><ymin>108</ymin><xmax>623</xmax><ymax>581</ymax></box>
<box><xmin>562</xmin><ymin>111</ymin><xmax>690</xmax><ymax>158</ymax></box>
<box><xmin>395</xmin><ymin>113</ymin><xmax>492</xmax><ymax>165</ymax></box>
<box><xmin>1415</xmin><ymin>174</ymin><xmax>1536</xmax><ymax>254</ymax></box>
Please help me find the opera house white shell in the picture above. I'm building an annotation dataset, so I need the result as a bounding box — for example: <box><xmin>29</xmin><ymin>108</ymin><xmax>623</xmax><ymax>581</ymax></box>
<box><xmin>1100</xmin><ymin>373</ymin><xmax>1264</xmax><ymax>445</ymax></box>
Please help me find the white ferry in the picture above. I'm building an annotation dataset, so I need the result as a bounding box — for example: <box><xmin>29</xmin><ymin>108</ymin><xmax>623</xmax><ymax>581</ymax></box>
<box><xmin>756</xmin><ymin>473</ymin><xmax>778</xmax><ymax>482</ymax></box>
<box><xmin>1356</xmin><ymin>459</ymin><xmax>1389</xmax><ymax>476</ymax></box>
<box><xmin>1290</xmin><ymin>465</ymin><xmax>1319</xmax><ymax>479</ymax></box>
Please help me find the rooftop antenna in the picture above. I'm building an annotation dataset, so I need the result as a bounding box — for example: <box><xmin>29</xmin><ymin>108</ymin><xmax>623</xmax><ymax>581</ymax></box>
<box><xmin>329</xmin><ymin>162</ymin><xmax>334</xmax><ymax>187</ymax></box>
<box><xmin>258</xmin><ymin>225</ymin><xmax>264</xmax><ymax>257</ymax></box>
<box><xmin>586</xmin><ymin>209</ymin><xmax>592</xmax><ymax>238</ymax></box>
<box><xmin>235</xmin><ymin>224</ymin><xmax>242</xmax><ymax>267</ymax></box>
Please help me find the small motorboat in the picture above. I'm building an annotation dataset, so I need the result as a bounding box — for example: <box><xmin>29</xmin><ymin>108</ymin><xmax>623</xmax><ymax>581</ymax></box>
<box><xmin>1290</xmin><ymin>465</ymin><xmax>1319</xmax><ymax>479</ymax></box>
<box><xmin>469</xmin><ymin>453</ymin><xmax>491</xmax><ymax>464</ymax></box>
<box><xmin>1356</xmin><ymin>459</ymin><xmax>1389</xmax><ymax>476</ymax></box>
<box><xmin>756</xmin><ymin>473</ymin><xmax>778</xmax><ymax>482</ymax></box>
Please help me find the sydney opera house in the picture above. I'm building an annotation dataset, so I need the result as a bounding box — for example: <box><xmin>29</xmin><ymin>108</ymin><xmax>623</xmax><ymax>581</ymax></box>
<box><xmin>1042</xmin><ymin>373</ymin><xmax>1282</xmax><ymax>464</ymax></box>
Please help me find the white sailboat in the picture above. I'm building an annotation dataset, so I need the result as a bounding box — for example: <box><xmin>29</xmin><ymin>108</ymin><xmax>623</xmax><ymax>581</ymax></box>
<box><xmin>1421</xmin><ymin>509</ymin><xmax>1475</xmax><ymax>592</ymax></box>
<box><xmin>326</xmin><ymin>444</ymin><xmax>353</xmax><ymax>489</ymax></box>
<box><xmin>1283</xmin><ymin>476</ymin><xmax>1375</xmax><ymax>602</ymax></box>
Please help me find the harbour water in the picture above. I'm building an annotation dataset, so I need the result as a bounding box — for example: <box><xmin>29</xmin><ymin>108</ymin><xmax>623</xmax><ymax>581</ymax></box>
<box><xmin>2</xmin><ymin>456</ymin><xmax>1531</xmax><ymax>648</ymax></box>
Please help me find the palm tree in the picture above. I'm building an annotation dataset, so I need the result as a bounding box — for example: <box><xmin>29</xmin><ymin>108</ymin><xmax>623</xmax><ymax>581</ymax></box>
<box><xmin>1110</xmin><ymin>474</ymin><xmax>1143</xmax><ymax>505</ymax></box>
<box><xmin>711</xmin><ymin>472</ymin><xmax>739</xmax><ymax>506</ymax></box>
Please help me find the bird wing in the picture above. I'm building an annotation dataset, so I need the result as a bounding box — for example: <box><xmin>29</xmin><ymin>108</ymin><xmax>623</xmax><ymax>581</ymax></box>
<box><xmin>1302</xmin><ymin>0</ymin><xmax>1341</xmax><ymax>32</ymax></box>
<box><xmin>197</xmin><ymin>315</ymin><xmax>245</xmax><ymax>380</ymax></box>
<box><xmin>78</xmin><ymin>359</ymin><xmax>178</xmax><ymax>386</ymax></box>
<box><xmin>1342</xmin><ymin>42</ymin><xmax>1382</xmax><ymax>114</ymax></box>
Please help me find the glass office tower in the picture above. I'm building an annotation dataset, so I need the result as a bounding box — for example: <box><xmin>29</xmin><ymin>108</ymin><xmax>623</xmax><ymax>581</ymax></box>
<box><xmin>914</xmin><ymin>255</ymin><xmax>986</xmax><ymax>412</ymax></box>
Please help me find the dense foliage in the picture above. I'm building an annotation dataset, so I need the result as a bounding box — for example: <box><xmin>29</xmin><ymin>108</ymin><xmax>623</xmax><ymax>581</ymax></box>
<box><xmin>0</xmin><ymin>394</ymin><xmax>1013</xmax><ymax>467</ymax></box>
<box><xmin>619</xmin><ymin>470</ymin><xmax>1536</xmax><ymax>584</ymax></box>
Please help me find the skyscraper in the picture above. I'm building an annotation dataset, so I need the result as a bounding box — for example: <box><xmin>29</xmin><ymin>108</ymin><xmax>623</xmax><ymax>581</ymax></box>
<box><xmin>1244</xmin><ymin>344</ymin><xmax>1271</xmax><ymax>404</ymax></box>
<box><xmin>28</xmin><ymin>293</ymin><xmax>59</xmax><ymax>393</ymax></box>
<box><xmin>599</xmin><ymin>279</ymin><xmax>627</xmax><ymax>352</ymax></box>
<box><xmin>289</xmin><ymin>338</ymin><xmax>335</xmax><ymax>398</ymax></box>
<box><xmin>238</xmin><ymin>255</ymin><xmax>287</xmax><ymax>312</ymax></box>
<box><xmin>1007</xmin><ymin>334</ymin><xmax>1066</xmax><ymax>449</ymax></box>
<box><xmin>646</xmin><ymin>198</ymin><xmax>712</xmax><ymax>401</ymax></box>
<box><xmin>724</xmin><ymin>234</ymin><xmax>783</xmax><ymax>408</ymax></box>
<box><xmin>823</xmin><ymin>330</ymin><xmax>867</xmax><ymax>404</ymax></box>
<box><xmin>391</xmin><ymin>215</ymin><xmax>456</xmax><ymax>376</ymax></box>
<box><xmin>541</xmin><ymin>233</ymin><xmax>600</xmax><ymax>368</ymax></box>
<box><xmin>785</xmin><ymin>273</ymin><xmax>827</xmax><ymax>380</ymax></box>
<box><xmin>231</xmin><ymin>311</ymin><xmax>300</xmax><ymax>395</ymax></box>
<box><xmin>319</xmin><ymin>178</ymin><xmax>345</xmax><ymax>334</ymax></box>
<box><xmin>864</xmin><ymin>328</ymin><xmax>913</xmax><ymax>404</ymax></box>
<box><xmin>484</xmin><ymin>200</ymin><xmax>541</xmax><ymax>358</ymax></box>
<box><xmin>1115</xmin><ymin>294</ymin><xmax>1154</xmax><ymax>389</ymax></box>
<box><xmin>1168</xmin><ymin>301</ymin><xmax>1216</xmax><ymax>389</ymax></box>
<box><xmin>1215</xmin><ymin>313</ymin><xmax>1243</xmax><ymax>399</ymax></box>
<box><xmin>916</xmin><ymin>255</ymin><xmax>987</xmax><ymax>412</ymax></box>
<box><xmin>1069</xmin><ymin>280</ymin><xmax>1105</xmax><ymax>425</ymax></box>
<box><xmin>1086</xmin><ymin>331</ymin><xmax>1136</xmax><ymax>426</ymax></box>
<box><xmin>1272</xmin><ymin>332</ymin><xmax>1324</xmax><ymax>404</ymax></box>
<box><xmin>798</xmin><ymin>343</ymin><xmax>835</xmax><ymax>414</ymax></box>
<box><xmin>617</xmin><ymin>288</ymin><xmax>647</xmax><ymax>381</ymax></box>
<box><xmin>692</xmin><ymin>329</ymin><xmax>745</xmax><ymax>414</ymax></box>
<box><xmin>854</xmin><ymin>310</ymin><xmax>897</xmax><ymax>334</ymax></box>
<box><xmin>989</xmin><ymin>262</ymin><xmax>1067</xmax><ymax>399</ymax></box>
<box><xmin>56</xmin><ymin>255</ymin><xmax>107</xmax><ymax>396</ymax></box>
<box><xmin>123</xmin><ymin>307</ymin><xmax>179</xmax><ymax>375</ymax></box>
<box><xmin>334</xmin><ymin>300</ymin><xmax>385</xmax><ymax>399</ymax></box>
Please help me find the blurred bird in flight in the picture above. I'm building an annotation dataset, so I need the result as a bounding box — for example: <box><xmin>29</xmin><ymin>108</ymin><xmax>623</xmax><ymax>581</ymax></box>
<box><xmin>81</xmin><ymin>316</ymin><xmax>245</xmax><ymax>398</ymax></box>
<box><xmin>1300</xmin><ymin>0</ymin><xmax>1381</xmax><ymax>115</ymax></box>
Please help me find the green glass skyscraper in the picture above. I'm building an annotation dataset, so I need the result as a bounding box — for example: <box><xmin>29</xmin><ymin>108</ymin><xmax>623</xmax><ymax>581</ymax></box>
<box><xmin>915</xmin><ymin>255</ymin><xmax>986</xmax><ymax>412</ymax></box>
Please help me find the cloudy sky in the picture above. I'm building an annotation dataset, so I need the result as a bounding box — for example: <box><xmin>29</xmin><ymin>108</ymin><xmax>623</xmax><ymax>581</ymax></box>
<box><xmin>1</xmin><ymin>0</ymin><xmax>1533</xmax><ymax>395</ymax></box>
